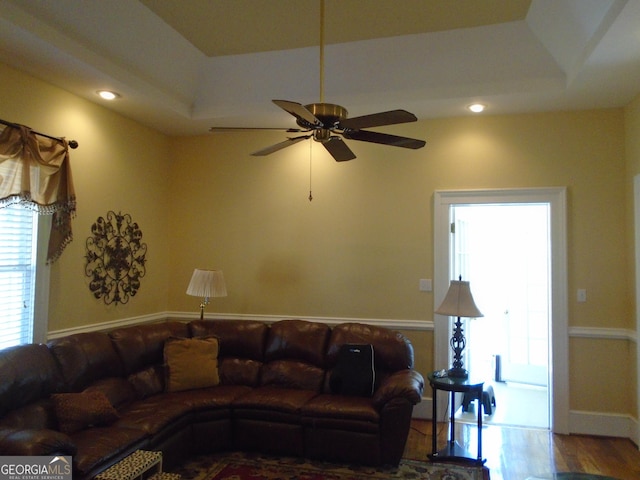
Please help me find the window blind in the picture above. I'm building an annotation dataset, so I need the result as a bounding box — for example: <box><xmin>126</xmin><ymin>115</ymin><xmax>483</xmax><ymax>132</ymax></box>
<box><xmin>0</xmin><ymin>204</ymin><xmax>37</xmax><ymax>348</ymax></box>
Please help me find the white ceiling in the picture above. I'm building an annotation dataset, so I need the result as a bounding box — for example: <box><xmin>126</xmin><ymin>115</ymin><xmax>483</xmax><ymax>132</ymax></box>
<box><xmin>0</xmin><ymin>0</ymin><xmax>639</xmax><ymax>136</ymax></box>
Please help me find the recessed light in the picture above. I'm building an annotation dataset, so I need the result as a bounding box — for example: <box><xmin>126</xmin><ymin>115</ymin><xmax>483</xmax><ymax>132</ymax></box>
<box><xmin>467</xmin><ymin>103</ymin><xmax>486</xmax><ymax>113</ymax></box>
<box><xmin>97</xmin><ymin>90</ymin><xmax>120</xmax><ymax>100</ymax></box>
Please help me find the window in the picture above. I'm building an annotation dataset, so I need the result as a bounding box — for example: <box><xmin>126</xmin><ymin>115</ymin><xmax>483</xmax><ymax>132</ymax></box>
<box><xmin>0</xmin><ymin>123</ymin><xmax>70</xmax><ymax>349</ymax></box>
<box><xmin>0</xmin><ymin>204</ymin><xmax>49</xmax><ymax>348</ymax></box>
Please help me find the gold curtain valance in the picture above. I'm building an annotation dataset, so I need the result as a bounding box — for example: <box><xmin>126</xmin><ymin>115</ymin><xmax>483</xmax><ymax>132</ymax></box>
<box><xmin>0</xmin><ymin>122</ymin><xmax>77</xmax><ymax>263</ymax></box>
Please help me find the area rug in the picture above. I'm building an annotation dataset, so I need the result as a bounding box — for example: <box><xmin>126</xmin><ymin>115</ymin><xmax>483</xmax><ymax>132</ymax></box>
<box><xmin>526</xmin><ymin>474</ymin><xmax>621</xmax><ymax>480</ymax></box>
<box><xmin>170</xmin><ymin>451</ymin><xmax>490</xmax><ymax>480</ymax></box>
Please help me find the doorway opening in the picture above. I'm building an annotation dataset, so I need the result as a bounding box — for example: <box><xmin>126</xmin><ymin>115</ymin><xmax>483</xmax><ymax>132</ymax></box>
<box><xmin>434</xmin><ymin>188</ymin><xmax>569</xmax><ymax>434</ymax></box>
<box><xmin>452</xmin><ymin>203</ymin><xmax>550</xmax><ymax>429</ymax></box>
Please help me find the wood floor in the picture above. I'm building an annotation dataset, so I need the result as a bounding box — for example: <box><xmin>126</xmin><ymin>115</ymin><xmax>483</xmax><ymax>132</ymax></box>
<box><xmin>404</xmin><ymin>419</ymin><xmax>640</xmax><ymax>480</ymax></box>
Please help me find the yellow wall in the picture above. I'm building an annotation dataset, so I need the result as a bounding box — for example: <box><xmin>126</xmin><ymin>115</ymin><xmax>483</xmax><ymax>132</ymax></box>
<box><xmin>0</xmin><ymin>62</ymin><xmax>172</xmax><ymax>330</ymax></box>
<box><xmin>166</xmin><ymin>109</ymin><xmax>633</xmax><ymax>414</ymax></box>
<box><xmin>169</xmin><ymin>112</ymin><xmax>628</xmax><ymax>324</ymax></box>
<box><xmin>1</xmin><ymin>61</ymin><xmax>636</xmax><ymax>418</ymax></box>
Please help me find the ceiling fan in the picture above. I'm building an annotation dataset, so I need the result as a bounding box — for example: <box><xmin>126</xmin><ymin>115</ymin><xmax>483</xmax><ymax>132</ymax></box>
<box><xmin>210</xmin><ymin>1</ymin><xmax>426</xmax><ymax>162</ymax></box>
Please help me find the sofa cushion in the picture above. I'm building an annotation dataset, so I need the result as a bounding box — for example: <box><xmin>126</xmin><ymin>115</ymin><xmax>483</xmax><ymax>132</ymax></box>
<box><xmin>190</xmin><ymin>319</ymin><xmax>268</xmax><ymax>361</ymax></box>
<box><xmin>164</xmin><ymin>337</ymin><xmax>220</xmax><ymax>392</ymax></box>
<box><xmin>52</xmin><ymin>391</ymin><xmax>119</xmax><ymax>434</ymax></box>
<box><xmin>128</xmin><ymin>365</ymin><xmax>165</xmax><ymax>399</ymax></box>
<box><xmin>190</xmin><ymin>320</ymin><xmax>268</xmax><ymax>387</ymax></box>
<box><xmin>0</xmin><ymin>399</ymin><xmax>58</xmax><ymax>430</ymax></box>
<box><xmin>177</xmin><ymin>385</ymin><xmax>253</xmax><ymax>410</ymax></box>
<box><xmin>84</xmin><ymin>377</ymin><xmax>137</xmax><ymax>410</ymax></box>
<box><xmin>233</xmin><ymin>386</ymin><xmax>318</xmax><ymax>414</ymax></box>
<box><xmin>301</xmin><ymin>394</ymin><xmax>380</xmax><ymax>423</ymax></box>
<box><xmin>109</xmin><ymin>322</ymin><xmax>190</xmax><ymax>375</ymax></box>
<box><xmin>117</xmin><ymin>385</ymin><xmax>251</xmax><ymax>433</ymax></box>
<box><xmin>48</xmin><ymin>332</ymin><xmax>123</xmax><ymax>391</ymax></box>
<box><xmin>69</xmin><ymin>426</ymin><xmax>147</xmax><ymax>479</ymax></box>
<box><xmin>325</xmin><ymin>323</ymin><xmax>414</xmax><ymax>390</ymax></box>
<box><xmin>0</xmin><ymin>427</ymin><xmax>77</xmax><ymax>456</ymax></box>
<box><xmin>265</xmin><ymin>319</ymin><xmax>330</xmax><ymax>367</ymax></box>
<box><xmin>219</xmin><ymin>358</ymin><xmax>261</xmax><ymax>386</ymax></box>
<box><xmin>115</xmin><ymin>395</ymin><xmax>194</xmax><ymax>434</ymax></box>
<box><xmin>261</xmin><ymin>360</ymin><xmax>325</xmax><ymax>391</ymax></box>
<box><xmin>0</xmin><ymin>344</ymin><xmax>63</xmax><ymax>417</ymax></box>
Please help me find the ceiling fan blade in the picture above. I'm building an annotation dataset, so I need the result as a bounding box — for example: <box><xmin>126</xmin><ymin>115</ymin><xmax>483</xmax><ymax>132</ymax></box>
<box><xmin>273</xmin><ymin>100</ymin><xmax>321</xmax><ymax>128</ymax></box>
<box><xmin>339</xmin><ymin>110</ymin><xmax>418</xmax><ymax>130</ymax></box>
<box><xmin>342</xmin><ymin>130</ymin><xmax>426</xmax><ymax>149</ymax></box>
<box><xmin>209</xmin><ymin>127</ymin><xmax>305</xmax><ymax>133</ymax></box>
<box><xmin>323</xmin><ymin>136</ymin><xmax>356</xmax><ymax>162</ymax></box>
<box><xmin>251</xmin><ymin>135</ymin><xmax>311</xmax><ymax>156</ymax></box>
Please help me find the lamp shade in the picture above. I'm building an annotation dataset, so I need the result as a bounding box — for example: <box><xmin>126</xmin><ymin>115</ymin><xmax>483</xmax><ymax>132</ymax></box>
<box><xmin>435</xmin><ymin>280</ymin><xmax>483</xmax><ymax>318</ymax></box>
<box><xmin>186</xmin><ymin>269</ymin><xmax>227</xmax><ymax>299</ymax></box>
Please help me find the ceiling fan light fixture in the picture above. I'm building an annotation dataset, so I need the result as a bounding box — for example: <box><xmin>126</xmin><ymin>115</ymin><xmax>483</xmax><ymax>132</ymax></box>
<box><xmin>467</xmin><ymin>103</ymin><xmax>486</xmax><ymax>113</ymax></box>
<box><xmin>313</xmin><ymin>129</ymin><xmax>331</xmax><ymax>143</ymax></box>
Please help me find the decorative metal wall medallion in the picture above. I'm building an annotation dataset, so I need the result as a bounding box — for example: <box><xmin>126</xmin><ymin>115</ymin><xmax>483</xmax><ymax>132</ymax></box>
<box><xmin>85</xmin><ymin>211</ymin><xmax>147</xmax><ymax>305</ymax></box>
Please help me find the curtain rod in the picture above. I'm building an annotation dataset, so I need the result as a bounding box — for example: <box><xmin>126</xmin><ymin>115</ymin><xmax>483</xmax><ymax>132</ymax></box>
<box><xmin>0</xmin><ymin>118</ymin><xmax>78</xmax><ymax>149</ymax></box>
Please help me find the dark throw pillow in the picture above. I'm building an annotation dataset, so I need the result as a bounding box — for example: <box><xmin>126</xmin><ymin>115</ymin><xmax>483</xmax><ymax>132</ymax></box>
<box><xmin>329</xmin><ymin>344</ymin><xmax>375</xmax><ymax>397</ymax></box>
<box><xmin>51</xmin><ymin>391</ymin><xmax>119</xmax><ymax>434</ymax></box>
<box><xmin>128</xmin><ymin>365</ymin><xmax>165</xmax><ymax>399</ymax></box>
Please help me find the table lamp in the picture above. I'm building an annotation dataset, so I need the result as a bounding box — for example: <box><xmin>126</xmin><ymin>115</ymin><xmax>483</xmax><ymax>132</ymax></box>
<box><xmin>435</xmin><ymin>276</ymin><xmax>483</xmax><ymax>378</ymax></box>
<box><xmin>186</xmin><ymin>269</ymin><xmax>227</xmax><ymax>320</ymax></box>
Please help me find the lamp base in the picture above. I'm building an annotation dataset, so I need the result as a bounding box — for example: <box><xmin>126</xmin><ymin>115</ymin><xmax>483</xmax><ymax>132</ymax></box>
<box><xmin>447</xmin><ymin>367</ymin><xmax>469</xmax><ymax>379</ymax></box>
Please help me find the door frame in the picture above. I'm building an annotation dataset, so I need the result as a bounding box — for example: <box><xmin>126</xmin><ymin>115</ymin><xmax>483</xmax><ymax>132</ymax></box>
<box><xmin>434</xmin><ymin>187</ymin><xmax>569</xmax><ymax>434</ymax></box>
<box><xmin>633</xmin><ymin>175</ymin><xmax>640</xmax><ymax>446</ymax></box>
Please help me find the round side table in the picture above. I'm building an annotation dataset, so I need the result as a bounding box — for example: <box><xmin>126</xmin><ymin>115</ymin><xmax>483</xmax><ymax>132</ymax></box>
<box><xmin>427</xmin><ymin>372</ymin><xmax>485</xmax><ymax>465</ymax></box>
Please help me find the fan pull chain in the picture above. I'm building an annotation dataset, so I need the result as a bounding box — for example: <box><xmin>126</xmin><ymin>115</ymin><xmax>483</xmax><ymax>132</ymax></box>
<box><xmin>308</xmin><ymin>140</ymin><xmax>313</xmax><ymax>201</ymax></box>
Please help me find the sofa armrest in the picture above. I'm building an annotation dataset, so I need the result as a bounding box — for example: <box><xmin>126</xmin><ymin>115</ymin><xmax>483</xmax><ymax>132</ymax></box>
<box><xmin>372</xmin><ymin>369</ymin><xmax>424</xmax><ymax>409</ymax></box>
<box><xmin>0</xmin><ymin>428</ymin><xmax>77</xmax><ymax>456</ymax></box>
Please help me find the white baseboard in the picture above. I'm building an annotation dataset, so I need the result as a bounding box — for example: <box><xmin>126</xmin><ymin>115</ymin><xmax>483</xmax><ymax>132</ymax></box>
<box><xmin>569</xmin><ymin>410</ymin><xmax>638</xmax><ymax>443</ymax></box>
<box><xmin>412</xmin><ymin>396</ymin><xmax>432</xmax><ymax>420</ymax></box>
<box><xmin>413</xmin><ymin>397</ymin><xmax>639</xmax><ymax>448</ymax></box>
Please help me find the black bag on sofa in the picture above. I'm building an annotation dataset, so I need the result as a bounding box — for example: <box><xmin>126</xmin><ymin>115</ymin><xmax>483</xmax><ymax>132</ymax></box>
<box><xmin>329</xmin><ymin>344</ymin><xmax>375</xmax><ymax>397</ymax></box>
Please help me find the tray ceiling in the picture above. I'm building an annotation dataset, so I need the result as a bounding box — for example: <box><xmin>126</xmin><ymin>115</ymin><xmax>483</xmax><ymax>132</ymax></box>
<box><xmin>0</xmin><ymin>0</ymin><xmax>638</xmax><ymax>136</ymax></box>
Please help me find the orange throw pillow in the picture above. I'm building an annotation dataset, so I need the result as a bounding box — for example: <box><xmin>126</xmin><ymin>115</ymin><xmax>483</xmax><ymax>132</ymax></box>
<box><xmin>164</xmin><ymin>337</ymin><xmax>220</xmax><ymax>392</ymax></box>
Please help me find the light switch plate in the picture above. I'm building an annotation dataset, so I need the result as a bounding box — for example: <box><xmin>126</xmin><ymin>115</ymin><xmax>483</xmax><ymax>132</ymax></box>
<box><xmin>577</xmin><ymin>289</ymin><xmax>587</xmax><ymax>303</ymax></box>
<box><xmin>419</xmin><ymin>279</ymin><xmax>432</xmax><ymax>292</ymax></box>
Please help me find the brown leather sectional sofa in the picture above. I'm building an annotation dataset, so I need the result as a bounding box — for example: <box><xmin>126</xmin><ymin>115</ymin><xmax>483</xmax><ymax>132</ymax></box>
<box><xmin>0</xmin><ymin>319</ymin><xmax>424</xmax><ymax>479</ymax></box>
